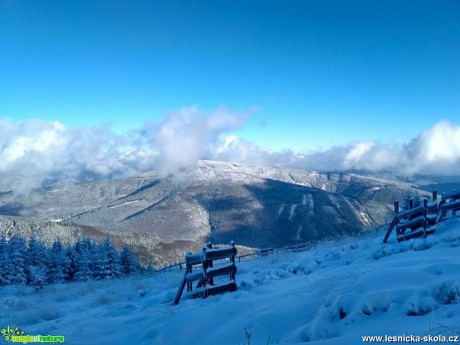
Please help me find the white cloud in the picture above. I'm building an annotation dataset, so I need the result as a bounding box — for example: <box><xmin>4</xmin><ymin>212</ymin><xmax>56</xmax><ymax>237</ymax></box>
<box><xmin>423</xmin><ymin>121</ymin><xmax>460</xmax><ymax>163</ymax></box>
<box><xmin>0</xmin><ymin>120</ymin><xmax>64</xmax><ymax>163</ymax></box>
<box><xmin>343</xmin><ymin>141</ymin><xmax>375</xmax><ymax>168</ymax></box>
<box><xmin>297</xmin><ymin>120</ymin><xmax>460</xmax><ymax>175</ymax></box>
<box><xmin>0</xmin><ymin>119</ymin><xmax>156</xmax><ymax>193</ymax></box>
<box><xmin>0</xmin><ymin>106</ymin><xmax>252</xmax><ymax>193</ymax></box>
<box><xmin>1</xmin><ymin>111</ymin><xmax>459</xmax><ymax>195</ymax></box>
<box><xmin>152</xmin><ymin>105</ymin><xmax>249</xmax><ymax>176</ymax></box>
<box><xmin>211</xmin><ymin>135</ymin><xmax>301</xmax><ymax>167</ymax></box>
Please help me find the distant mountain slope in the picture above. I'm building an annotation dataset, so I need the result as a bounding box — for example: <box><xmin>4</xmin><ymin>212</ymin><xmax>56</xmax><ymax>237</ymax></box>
<box><xmin>0</xmin><ymin>160</ymin><xmax>427</xmax><ymax>265</ymax></box>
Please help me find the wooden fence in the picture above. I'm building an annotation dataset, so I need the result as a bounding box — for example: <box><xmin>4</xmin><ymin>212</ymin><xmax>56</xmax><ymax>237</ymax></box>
<box><xmin>173</xmin><ymin>241</ymin><xmax>237</xmax><ymax>305</ymax></box>
<box><xmin>437</xmin><ymin>190</ymin><xmax>460</xmax><ymax>222</ymax></box>
<box><xmin>160</xmin><ymin>242</ymin><xmax>313</xmax><ymax>273</ymax></box>
<box><xmin>383</xmin><ymin>189</ymin><xmax>460</xmax><ymax>243</ymax></box>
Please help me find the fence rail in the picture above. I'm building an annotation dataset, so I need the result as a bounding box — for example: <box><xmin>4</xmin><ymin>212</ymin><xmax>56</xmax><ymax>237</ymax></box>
<box><xmin>159</xmin><ymin>242</ymin><xmax>314</xmax><ymax>273</ymax></box>
<box><xmin>173</xmin><ymin>241</ymin><xmax>238</xmax><ymax>305</ymax></box>
<box><xmin>383</xmin><ymin>189</ymin><xmax>460</xmax><ymax>243</ymax></box>
<box><xmin>438</xmin><ymin>191</ymin><xmax>460</xmax><ymax>222</ymax></box>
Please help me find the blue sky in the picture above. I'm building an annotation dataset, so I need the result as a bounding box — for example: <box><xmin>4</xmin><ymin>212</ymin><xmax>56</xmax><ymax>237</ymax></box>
<box><xmin>1</xmin><ymin>0</ymin><xmax>459</xmax><ymax>153</ymax></box>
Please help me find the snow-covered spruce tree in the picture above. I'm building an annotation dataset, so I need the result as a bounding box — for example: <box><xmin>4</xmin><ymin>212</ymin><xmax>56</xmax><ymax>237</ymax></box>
<box><xmin>88</xmin><ymin>241</ymin><xmax>102</xmax><ymax>280</ymax></box>
<box><xmin>98</xmin><ymin>237</ymin><xmax>122</xmax><ymax>280</ymax></box>
<box><xmin>26</xmin><ymin>236</ymin><xmax>48</xmax><ymax>285</ymax></box>
<box><xmin>74</xmin><ymin>238</ymin><xmax>94</xmax><ymax>281</ymax></box>
<box><xmin>8</xmin><ymin>236</ymin><xmax>27</xmax><ymax>285</ymax></box>
<box><xmin>0</xmin><ymin>236</ymin><xmax>13</xmax><ymax>286</ymax></box>
<box><xmin>28</xmin><ymin>264</ymin><xmax>46</xmax><ymax>291</ymax></box>
<box><xmin>26</xmin><ymin>236</ymin><xmax>47</xmax><ymax>267</ymax></box>
<box><xmin>46</xmin><ymin>240</ymin><xmax>68</xmax><ymax>284</ymax></box>
<box><xmin>120</xmin><ymin>245</ymin><xmax>141</xmax><ymax>275</ymax></box>
<box><xmin>88</xmin><ymin>239</ymin><xmax>102</xmax><ymax>280</ymax></box>
<box><xmin>63</xmin><ymin>245</ymin><xmax>78</xmax><ymax>282</ymax></box>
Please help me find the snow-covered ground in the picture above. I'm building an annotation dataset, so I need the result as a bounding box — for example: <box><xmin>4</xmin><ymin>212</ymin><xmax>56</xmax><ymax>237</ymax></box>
<box><xmin>1</xmin><ymin>219</ymin><xmax>460</xmax><ymax>345</ymax></box>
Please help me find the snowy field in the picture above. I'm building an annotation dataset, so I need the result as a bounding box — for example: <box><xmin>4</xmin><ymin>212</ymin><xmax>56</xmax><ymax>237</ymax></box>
<box><xmin>1</xmin><ymin>219</ymin><xmax>460</xmax><ymax>345</ymax></box>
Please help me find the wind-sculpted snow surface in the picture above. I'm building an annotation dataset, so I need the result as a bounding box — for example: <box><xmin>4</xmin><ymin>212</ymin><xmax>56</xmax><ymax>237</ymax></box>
<box><xmin>1</xmin><ymin>219</ymin><xmax>460</xmax><ymax>344</ymax></box>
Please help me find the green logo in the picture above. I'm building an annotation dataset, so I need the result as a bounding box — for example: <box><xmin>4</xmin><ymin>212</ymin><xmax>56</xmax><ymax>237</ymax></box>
<box><xmin>1</xmin><ymin>326</ymin><xmax>64</xmax><ymax>344</ymax></box>
<box><xmin>1</xmin><ymin>327</ymin><xmax>24</xmax><ymax>342</ymax></box>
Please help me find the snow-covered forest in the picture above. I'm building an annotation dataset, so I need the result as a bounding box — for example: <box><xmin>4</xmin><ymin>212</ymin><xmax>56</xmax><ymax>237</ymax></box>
<box><xmin>0</xmin><ymin>235</ymin><xmax>142</xmax><ymax>289</ymax></box>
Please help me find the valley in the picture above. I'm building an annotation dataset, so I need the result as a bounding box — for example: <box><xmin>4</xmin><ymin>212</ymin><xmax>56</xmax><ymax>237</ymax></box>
<box><xmin>0</xmin><ymin>160</ymin><xmax>436</xmax><ymax>266</ymax></box>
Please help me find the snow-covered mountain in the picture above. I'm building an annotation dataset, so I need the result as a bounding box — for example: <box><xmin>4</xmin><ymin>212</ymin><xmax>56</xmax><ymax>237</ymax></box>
<box><xmin>1</xmin><ymin>218</ymin><xmax>459</xmax><ymax>344</ymax></box>
<box><xmin>0</xmin><ymin>160</ymin><xmax>435</xmax><ymax>266</ymax></box>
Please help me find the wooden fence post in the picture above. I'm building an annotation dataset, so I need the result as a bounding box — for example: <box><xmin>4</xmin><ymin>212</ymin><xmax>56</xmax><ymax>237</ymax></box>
<box><xmin>186</xmin><ymin>252</ymin><xmax>193</xmax><ymax>292</ymax></box>
<box><xmin>207</xmin><ymin>242</ymin><xmax>214</xmax><ymax>285</ymax></box>
<box><xmin>453</xmin><ymin>192</ymin><xmax>456</xmax><ymax>216</ymax></box>
<box><xmin>230</xmin><ymin>241</ymin><xmax>236</xmax><ymax>282</ymax></box>
<box><xmin>423</xmin><ymin>199</ymin><xmax>428</xmax><ymax>237</ymax></box>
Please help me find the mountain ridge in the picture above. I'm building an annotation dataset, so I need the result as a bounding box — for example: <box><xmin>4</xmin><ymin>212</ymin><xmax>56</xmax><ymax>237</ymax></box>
<box><xmin>0</xmin><ymin>160</ymin><xmax>435</xmax><ymax>266</ymax></box>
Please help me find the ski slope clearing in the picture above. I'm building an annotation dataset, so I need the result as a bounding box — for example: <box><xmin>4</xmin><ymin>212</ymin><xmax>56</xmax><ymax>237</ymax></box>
<box><xmin>1</xmin><ymin>219</ymin><xmax>460</xmax><ymax>344</ymax></box>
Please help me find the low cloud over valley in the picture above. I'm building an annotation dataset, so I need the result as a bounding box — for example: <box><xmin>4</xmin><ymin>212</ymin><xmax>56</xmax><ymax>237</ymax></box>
<box><xmin>1</xmin><ymin>108</ymin><xmax>459</xmax><ymax>193</ymax></box>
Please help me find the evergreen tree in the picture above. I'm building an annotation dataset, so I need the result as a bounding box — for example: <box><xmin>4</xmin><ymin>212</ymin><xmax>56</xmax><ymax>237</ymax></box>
<box><xmin>26</xmin><ymin>236</ymin><xmax>47</xmax><ymax>267</ymax></box>
<box><xmin>28</xmin><ymin>265</ymin><xmax>46</xmax><ymax>291</ymax></box>
<box><xmin>89</xmin><ymin>241</ymin><xmax>103</xmax><ymax>280</ymax></box>
<box><xmin>74</xmin><ymin>238</ymin><xmax>93</xmax><ymax>281</ymax></box>
<box><xmin>89</xmin><ymin>240</ymin><xmax>103</xmax><ymax>280</ymax></box>
<box><xmin>8</xmin><ymin>236</ymin><xmax>27</xmax><ymax>285</ymax></box>
<box><xmin>0</xmin><ymin>237</ymin><xmax>12</xmax><ymax>286</ymax></box>
<box><xmin>120</xmin><ymin>245</ymin><xmax>141</xmax><ymax>275</ymax></box>
<box><xmin>26</xmin><ymin>236</ymin><xmax>48</xmax><ymax>285</ymax></box>
<box><xmin>98</xmin><ymin>237</ymin><xmax>121</xmax><ymax>279</ymax></box>
<box><xmin>63</xmin><ymin>246</ymin><xmax>77</xmax><ymax>282</ymax></box>
<box><xmin>46</xmin><ymin>240</ymin><xmax>68</xmax><ymax>284</ymax></box>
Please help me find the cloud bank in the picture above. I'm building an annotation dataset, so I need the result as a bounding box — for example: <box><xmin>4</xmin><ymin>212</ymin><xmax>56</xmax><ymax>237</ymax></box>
<box><xmin>0</xmin><ymin>106</ymin><xmax>250</xmax><ymax>193</ymax></box>
<box><xmin>298</xmin><ymin>120</ymin><xmax>460</xmax><ymax>175</ymax></box>
<box><xmin>1</xmin><ymin>107</ymin><xmax>459</xmax><ymax>194</ymax></box>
